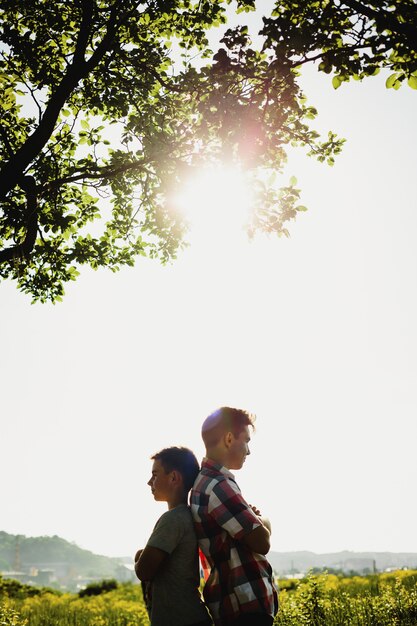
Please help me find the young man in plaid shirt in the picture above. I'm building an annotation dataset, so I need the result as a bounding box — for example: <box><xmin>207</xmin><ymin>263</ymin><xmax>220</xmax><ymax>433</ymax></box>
<box><xmin>191</xmin><ymin>407</ymin><xmax>278</xmax><ymax>626</ymax></box>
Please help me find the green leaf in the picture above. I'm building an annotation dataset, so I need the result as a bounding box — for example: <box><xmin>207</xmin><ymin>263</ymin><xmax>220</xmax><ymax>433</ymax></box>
<box><xmin>407</xmin><ymin>76</ymin><xmax>417</xmax><ymax>90</ymax></box>
<box><xmin>385</xmin><ymin>73</ymin><xmax>399</xmax><ymax>89</ymax></box>
<box><xmin>332</xmin><ymin>75</ymin><xmax>342</xmax><ymax>90</ymax></box>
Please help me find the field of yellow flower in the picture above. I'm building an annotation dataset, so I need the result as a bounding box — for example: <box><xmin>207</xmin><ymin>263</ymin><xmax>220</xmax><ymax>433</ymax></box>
<box><xmin>0</xmin><ymin>581</ymin><xmax>149</xmax><ymax>626</ymax></box>
<box><xmin>1</xmin><ymin>570</ymin><xmax>417</xmax><ymax>625</ymax></box>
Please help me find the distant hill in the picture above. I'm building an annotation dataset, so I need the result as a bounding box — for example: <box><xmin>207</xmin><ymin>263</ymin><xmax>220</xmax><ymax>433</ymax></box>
<box><xmin>2</xmin><ymin>531</ymin><xmax>417</xmax><ymax>584</ymax></box>
<box><xmin>0</xmin><ymin>531</ymin><xmax>131</xmax><ymax>583</ymax></box>
<box><xmin>268</xmin><ymin>550</ymin><xmax>417</xmax><ymax>575</ymax></box>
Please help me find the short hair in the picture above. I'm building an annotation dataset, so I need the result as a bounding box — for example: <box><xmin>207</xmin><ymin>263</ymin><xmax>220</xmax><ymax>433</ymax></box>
<box><xmin>201</xmin><ymin>406</ymin><xmax>256</xmax><ymax>448</ymax></box>
<box><xmin>151</xmin><ymin>446</ymin><xmax>200</xmax><ymax>493</ymax></box>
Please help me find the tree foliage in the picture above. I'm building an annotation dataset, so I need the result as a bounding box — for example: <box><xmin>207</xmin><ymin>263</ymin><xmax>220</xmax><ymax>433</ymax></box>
<box><xmin>261</xmin><ymin>1</ymin><xmax>417</xmax><ymax>90</ymax></box>
<box><xmin>78</xmin><ymin>578</ymin><xmax>118</xmax><ymax>597</ymax></box>
<box><xmin>4</xmin><ymin>1</ymin><xmax>415</xmax><ymax>302</ymax></box>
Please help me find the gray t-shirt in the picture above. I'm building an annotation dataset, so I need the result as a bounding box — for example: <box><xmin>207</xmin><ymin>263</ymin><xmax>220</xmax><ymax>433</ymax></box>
<box><xmin>146</xmin><ymin>504</ymin><xmax>211</xmax><ymax>626</ymax></box>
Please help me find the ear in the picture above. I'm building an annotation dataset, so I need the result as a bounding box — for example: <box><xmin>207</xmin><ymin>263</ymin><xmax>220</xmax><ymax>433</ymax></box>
<box><xmin>170</xmin><ymin>470</ymin><xmax>182</xmax><ymax>485</ymax></box>
<box><xmin>224</xmin><ymin>431</ymin><xmax>234</xmax><ymax>449</ymax></box>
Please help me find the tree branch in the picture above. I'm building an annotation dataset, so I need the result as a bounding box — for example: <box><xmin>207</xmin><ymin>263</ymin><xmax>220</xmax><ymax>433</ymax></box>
<box><xmin>73</xmin><ymin>0</ymin><xmax>95</xmax><ymax>65</ymax></box>
<box><xmin>0</xmin><ymin>1</ymin><xmax>124</xmax><ymax>200</ymax></box>
<box><xmin>0</xmin><ymin>126</ymin><xmax>15</xmax><ymax>158</ymax></box>
<box><xmin>288</xmin><ymin>42</ymin><xmax>375</xmax><ymax>69</ymax></box>
<box><xmin>44</xmin><ymin>159</ymin><xmax>152</xmax><ymax>190</ymax></box>
<box><xmin>342</xmin><ymin>0</ymin><xmax>417</xmax><ymax>52</ymax></box>
<box><xmin>0</xmin><ymin>176</ymin><xmax>38</xmax><ymax>263</ymax></box>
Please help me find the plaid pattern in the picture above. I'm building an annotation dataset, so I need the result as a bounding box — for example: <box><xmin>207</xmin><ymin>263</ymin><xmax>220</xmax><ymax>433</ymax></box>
<box><xmin>191</xmin><ymin>458</ymin><xmax>278</xmax><ymax>625</ymax></box>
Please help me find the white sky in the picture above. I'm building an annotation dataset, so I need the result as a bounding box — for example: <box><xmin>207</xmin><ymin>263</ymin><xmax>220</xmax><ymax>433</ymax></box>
<box><xmin>1</xmin><ymin>12</ymin><xmax>417</xmax><ymax>559</ymax></box>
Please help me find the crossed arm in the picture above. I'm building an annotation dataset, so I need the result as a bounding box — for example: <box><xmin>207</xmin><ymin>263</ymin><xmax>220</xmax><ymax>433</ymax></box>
<box><xmin>134</xmin><ymin>546</ymin><xmax>168</xmax><ymax>581</ymax></box>
<box><xmin>240</xmin><ymin>504</ymin><xmax>272</xmax><ymax>555</ymax></box>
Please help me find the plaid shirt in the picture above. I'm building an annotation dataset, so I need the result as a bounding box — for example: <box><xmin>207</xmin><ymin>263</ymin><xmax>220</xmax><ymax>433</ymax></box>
<box><xmin>191</xmin><ymin>458</ymin><xmax>278</xmax><ymax>625</ymax></box>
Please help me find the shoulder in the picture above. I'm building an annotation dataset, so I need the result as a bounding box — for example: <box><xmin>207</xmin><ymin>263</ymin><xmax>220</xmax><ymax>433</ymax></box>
<box><xmin>147</xmin><ymin>507</ymin><xmax>192</xmax><ymax>552</ymax></box>
<box><xmin>154</xmin><ymin>509</ymin><xmax>172</xmax><ymax>525</ymax></box>
<box><xmin>153</xmin><ymin>508</ymin><xmax>183</xmax><ymax>533</ymax></box>
<box><xmin>193</xmin><ymin>470</ymin><xmax>242</xmax><ymax>504</ymax></box>
<box><xmin>157</xmin><ymin>505</ymin><xmax>192</xmax><ymax>528</ymax></box>
<box><xmin>194</xmin><ymin>467</ymin><xmax>233</xmax><ymax>490</ymax></box>
<box><xmin>211</xmin><ymin>474</ymin><xmax>241</xmax><ymax>500</ymax></box>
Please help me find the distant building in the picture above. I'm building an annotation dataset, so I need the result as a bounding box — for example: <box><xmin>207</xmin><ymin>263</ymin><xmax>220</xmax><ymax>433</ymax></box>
<box><xmin>1</xmin><ymin>568</ymin><xmax>56</xmax><ymax>586</ymax></box>
<box><xmin>1</xmin><ymin>571</ymin><xmax>28</xmax><ymax>583</ymax></box>
<box><xmin>25</xmin><ymin>561</ymin><xmax>71</xmax><ymax>579</ymax></box>
<box><xmin>35</xmin><ymin>569</ymin><xmax>55</xmax><ymax>586</ymax></box>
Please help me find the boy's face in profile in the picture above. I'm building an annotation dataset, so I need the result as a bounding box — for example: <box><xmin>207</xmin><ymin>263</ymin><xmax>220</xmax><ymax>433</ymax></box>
<box><xmin>228</xmin><ymin>425</ymin><xmax>251</xmax><ymax>470</ymax></box>
<box><xmin>147</xmin><ymin>459</ymin><xmax>172</xmax><ymax>502</ymax></box>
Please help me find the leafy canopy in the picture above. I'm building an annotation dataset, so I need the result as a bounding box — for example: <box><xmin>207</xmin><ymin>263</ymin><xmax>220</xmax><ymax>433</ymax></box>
<box><xmin>261</xmin><ymin>0</ymin><xmax>417</xmax><ymax>90</ymax></box>
<box><xmin>3</xmin><ymin>1</ymin><xmax>415</xmax><ymax>302</ymax></box>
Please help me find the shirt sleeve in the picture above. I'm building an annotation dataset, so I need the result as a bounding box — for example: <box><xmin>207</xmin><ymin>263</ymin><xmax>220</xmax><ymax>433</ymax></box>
<box><xmin>146</xmin><ymin>510</ymin><xmax>183</xmax><ymax>554</ymax></box>
<box><xmin>208</xmin><ymin>477</ymin><xmax>261</xmax><ymax>542</ymax></box>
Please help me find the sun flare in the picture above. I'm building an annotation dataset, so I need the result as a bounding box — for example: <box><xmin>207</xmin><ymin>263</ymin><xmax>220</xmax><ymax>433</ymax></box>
<box><xmin>172</xmin><ymin>165</ymin><xmax>254</xmax><ymax>244</ymax></box>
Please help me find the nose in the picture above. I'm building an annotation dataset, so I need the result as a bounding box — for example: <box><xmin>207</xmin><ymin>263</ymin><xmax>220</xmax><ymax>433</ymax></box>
<box><xmin>147</xmin><ymin>477</ymin><xmax>153</xmax><ymax>486</ymax></box>
<box><xmin>246</xmin><ymin>447</ymin><xmax>250</xmax><ymax>456</ymax></box>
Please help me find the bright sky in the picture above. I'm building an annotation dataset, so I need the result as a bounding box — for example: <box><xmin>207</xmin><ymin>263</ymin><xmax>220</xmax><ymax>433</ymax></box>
<box><xmin>1</xmin><ymin>12</ymin><xmax>417</xmax><ymax>560</ymax></box>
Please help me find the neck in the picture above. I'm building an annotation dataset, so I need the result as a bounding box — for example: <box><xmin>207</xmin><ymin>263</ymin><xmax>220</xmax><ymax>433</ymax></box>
<box><xmin>206</xmin><ymin>450</ymin><xmax>230</xmax><ymax>469</ymax></box>
<box><xmin>167</xmin><ymin>493</ymin><xmax>188</xmax><ymax>510</ymax></box>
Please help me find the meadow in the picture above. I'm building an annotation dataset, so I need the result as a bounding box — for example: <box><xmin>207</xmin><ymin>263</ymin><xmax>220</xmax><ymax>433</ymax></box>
<box><xmin>1</xmin><ymin>570</ymin><xmax>417</xmax><ymax>625</ymax></box>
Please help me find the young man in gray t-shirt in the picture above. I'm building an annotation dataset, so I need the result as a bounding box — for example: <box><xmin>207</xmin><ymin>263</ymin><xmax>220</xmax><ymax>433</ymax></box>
<box><xmin>135</xmin><ymin>446</ymin><xmax>212</xmax><ymax>626</ymax></box>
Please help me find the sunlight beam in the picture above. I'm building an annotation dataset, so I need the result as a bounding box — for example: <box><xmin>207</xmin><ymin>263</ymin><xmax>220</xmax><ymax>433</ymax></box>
<box><xmin>172</xmin><ymin>164</ymin><xmax>254</xmax><ymax>246</ymax></box>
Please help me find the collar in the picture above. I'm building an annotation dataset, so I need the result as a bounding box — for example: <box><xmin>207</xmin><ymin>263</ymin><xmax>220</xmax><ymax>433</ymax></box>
<box><xmin>201</xmin><ymin>457</ymin><xmax>236</xmax><ymax>480</ymax></box>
